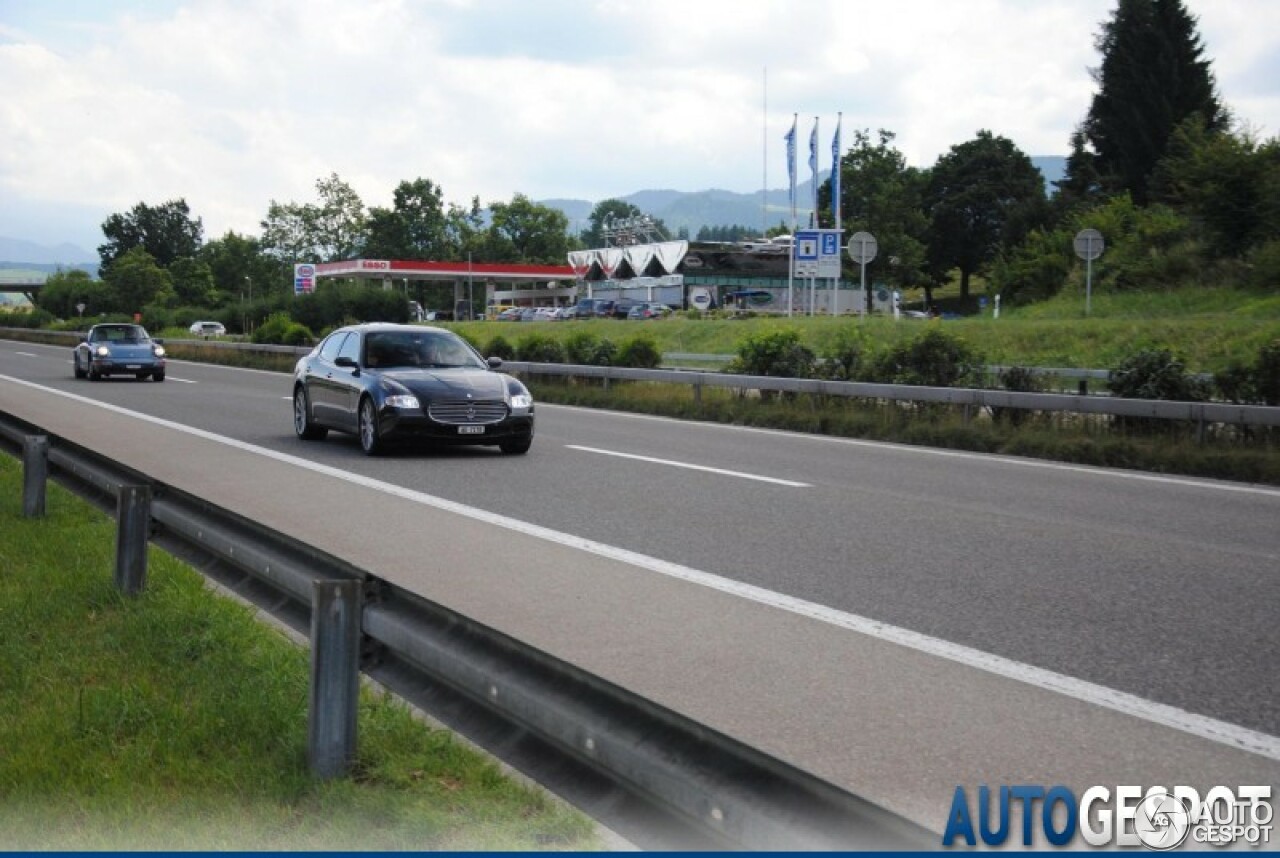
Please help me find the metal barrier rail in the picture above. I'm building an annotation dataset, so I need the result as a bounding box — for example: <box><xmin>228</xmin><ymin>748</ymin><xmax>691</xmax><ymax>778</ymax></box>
<box><xmin>0</xmin><ymin>409</ymin><xmax>934</xmax><ymax>851</ymax></box>
<box><xmin>500</xmin><ymin>361</ymin><xmax>1280</xmax><ymax>430</ymax></box>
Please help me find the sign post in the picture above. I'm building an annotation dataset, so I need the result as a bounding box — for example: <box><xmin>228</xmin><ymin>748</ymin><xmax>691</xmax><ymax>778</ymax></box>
<box><xmin>847</xmin><ymin>231</ymin><xmax>878</xmax><ymax>318</ymax></box>
<box><xmin>1073</xmin><ymin>229</ymin><xmax>1104</xmax><ymax>315</ymax></box>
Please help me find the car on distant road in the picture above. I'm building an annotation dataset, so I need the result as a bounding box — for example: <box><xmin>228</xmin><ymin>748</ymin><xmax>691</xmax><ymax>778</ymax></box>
<box><xmin>73</xmin><ymin>323</ymin><xmax>166</xmax><ymax>382</ymax></box>
<box><xmin>188</xmin><ymin>320</ymin><xmax>227</xmax><ymax>337</ymax></box>
<box><xmin>626</xmin><ymin>302</ymin><xmax>673</xmax><ymax>320</ymax></box>
<box><xmin>291</xmin><ymin>323</ymin><xmax>534</xmax><ymax>456</ymax></box>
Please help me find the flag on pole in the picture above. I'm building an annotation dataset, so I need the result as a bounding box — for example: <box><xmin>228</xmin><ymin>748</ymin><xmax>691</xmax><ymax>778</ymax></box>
<box><xmin>808</xmin><ymin>117</ymin><xmax>819</xmax><ymax>226</ymax></box>
<box><xmin>831</xmin><ymin>113</ymin><xmax>842</xmax><ymax>232</ymax></box>
<box><xmin>784</xmin><ymin>114</ymin><xmax>797</xmax><ymax>227</ymax></box>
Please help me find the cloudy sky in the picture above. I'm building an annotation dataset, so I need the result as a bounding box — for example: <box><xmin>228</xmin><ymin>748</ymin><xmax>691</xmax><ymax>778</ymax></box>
<box><xmin>2</xmin><ymin>0</ymin><xmax>1278</xmax><ymax>254</ymax></box>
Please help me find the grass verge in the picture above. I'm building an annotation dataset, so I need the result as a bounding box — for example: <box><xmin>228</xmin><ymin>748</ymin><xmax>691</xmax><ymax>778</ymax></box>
<box><xmin>0</xmin><ymin>455</ymin><xmax>599</xmax><ymax>850</ymax></box>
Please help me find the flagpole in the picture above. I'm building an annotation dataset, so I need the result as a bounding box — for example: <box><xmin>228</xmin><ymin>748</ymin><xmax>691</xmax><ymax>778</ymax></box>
<box><xmin>809</xmin><ymin>116</ymin><xmax>818</xmax><ymax>316</ymax></box>
<box><xmin>832</xmin><ymin>112</ymin><xmax>842</xmax><ymax>316</ymax></box>
<box><xmin>786</xmin><ymin>113</ymin><xmax>797</xmax><ymax>319</ymax></box>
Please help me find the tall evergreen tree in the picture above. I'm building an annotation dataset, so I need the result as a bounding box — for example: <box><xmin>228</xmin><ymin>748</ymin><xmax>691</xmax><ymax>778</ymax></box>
<box><xmin>1082</xmin><ymin>0</ymin><xmax>1226</xmax><ymax>205</ymax></box>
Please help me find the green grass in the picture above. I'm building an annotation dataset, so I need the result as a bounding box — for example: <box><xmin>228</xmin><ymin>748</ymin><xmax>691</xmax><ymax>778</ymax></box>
<box><xmin>443</xmin><ymin>285</ymin><xmax>1280</xmax><ymax>374</ymax></box>
<box><xmin>0</xmin><ymin>455</ymin><xmax>600</xmax><ymax>850</ymax></box>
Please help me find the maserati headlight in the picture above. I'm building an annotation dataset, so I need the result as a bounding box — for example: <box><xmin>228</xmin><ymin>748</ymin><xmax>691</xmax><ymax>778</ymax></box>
<box><xmin>385</xmin><ymin>394</ymin><xmax>420</xmax><ymax>410</ymax></box>
<box><xmin>509</xmin><ymin>393</ymin><xmax>533</xmax><ymax>410</ymax></box>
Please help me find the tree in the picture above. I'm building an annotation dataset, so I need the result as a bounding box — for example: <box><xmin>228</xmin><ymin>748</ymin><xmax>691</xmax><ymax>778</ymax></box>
<box><xmin>103</xmin><ymin>247</ymin><xmax>175</xmax><ymax>314</ymax></box>
<box><xmin>200</xmin><ymin>231</ymin><xmax>283</xmax><ymax>304</ymax></box>
<box><xmin>259</xmin><ymin>173</ymin><xmax>367</xmax><ymax>263</ymax></box>
<box><xmin>311</xmin><ymin>173</ymin><xmax>366</xmax><ymax>261</ymax></box>
<box><xmin>823</xmin><ymin>129</ymin><xmax>931</xmax><ymax>308</ymax></box>
<box><xmin>363</xmin><ymin>178</ymin><xmax>451</xmax><ymax>260</ymax></box>
<box><xmin>1150</xmin><ymin>118</ymin><xmax>1280</xmax><ymax>258</ymax></box>
<box><xmin>1054</xmin><ymin>127</ymin><xmax>1107</xmax><ymax>218</ymax></box>
<box><xmin>1083</xmin><ymin>0</ymin><xmax>1227</xmax><ymax>205</ymax></box>
<box><xmin>32</xmin><ymin>269</ymin><xmax>109</xmax><ymax>320</ymax></box>
<box><xmin>925</xmin><ymin>130</ymin><xmax>1048</xmax><ymax>300</ymax></box>
<box><xmin>486</xmin><ymin>194</ymin><xmax>572</xmax><ymax>264</ymax></box>
<box><xmin>260</xmin><ymin>199</ymin><xmax>319</xmax><ymax>264</ymax></box>
<box><xmin>98</xmin><ymin>199</ymin><xmax>203</xmax><ymax>277</ymax></box>
<box><xmin>167</xmin><ymin>257</ymin><xmax>217</xmax><ymax>306</ymax></box>
<box><xmin>581</xmin><ymin>199</ymin><xmax>642</xmax><ymax>248</ymax></box>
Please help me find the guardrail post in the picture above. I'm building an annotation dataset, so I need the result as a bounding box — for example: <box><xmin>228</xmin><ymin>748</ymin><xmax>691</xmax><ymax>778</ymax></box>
<box><xmin>22</xmin><ymin>435</ymin><xmax>48</xmax><ymax>518</ymax></box>
<box><xmin>1078</xmin><ymin>380</ymin><xmax>1088</xmax><ymax>396</ymax></box>
<box><xmin>693</xmin><ymin>380</ymin><xmax>702</xmax><ymax>405</ymax></box>
<box><xmin>309</xmin><ymin>579</ymin><xmax>362</xmax><ymax>780</ymax></box>
<box><xmin>114</xmin><ymin>484</ymin><xmax>152</xmax><ymax>594</ymax></box>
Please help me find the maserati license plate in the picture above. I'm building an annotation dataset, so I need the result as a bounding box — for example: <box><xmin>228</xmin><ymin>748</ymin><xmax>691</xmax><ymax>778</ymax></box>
<box><xmin>457</xmin><ymin>425</ymin><xmax>485</xmax><ymax>435</ymax></box>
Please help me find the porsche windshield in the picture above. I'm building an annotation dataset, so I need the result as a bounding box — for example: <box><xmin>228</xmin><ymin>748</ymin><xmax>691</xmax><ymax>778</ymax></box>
<box><xmin>363</xmin><ymin>332</ymin><xmax>484</xmax><ymax>370</ymax></box>
<box><xmin>94</xmin><ymin>325</ymin><xmax>149</xmax><ymax>343</ymax></box>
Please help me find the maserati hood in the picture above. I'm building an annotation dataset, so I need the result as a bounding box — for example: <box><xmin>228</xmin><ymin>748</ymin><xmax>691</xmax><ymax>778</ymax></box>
<box><xmin>382</xmin><ymin>368</ymin><xmax>509</xmax><ymax>400</ymax></box>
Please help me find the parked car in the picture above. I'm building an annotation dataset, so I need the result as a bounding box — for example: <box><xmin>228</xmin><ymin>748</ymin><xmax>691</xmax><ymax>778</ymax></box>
<box><xmin>570</xmin><ymin>298</ymin><xmax>609</xmax><ymax>319</ymax></box>
<box><xmin>73</xmin><ymin>323</ymin><xmax>166</xmax><ymax>382</ymax></box>
<box><xmin>496</xmin><ymin>307</ymin><xmax>523</xmax><ymax>321</ymax></box>
<box><xmin>518</xmin><ymin>307</ymin><xmax>539</xmax><ymax>322</ymax></box>
<box><xmin>292</xmin><ymin>323</ymin><xmax>534</xmax><ymax>456</ymax></box>
<box><xmin>188</xmin><ymin>320</ymin><xmax>227</xmax><ymax>337</ymax></box>
<box><xmin>533</xmin><ymin>307</ymin><xmax>566</xmax><ymax>321</ymax></box>
<box><xmin>626</xmin><ymin>302</ymin><xmax>673</xmax><ymax>320</ymax></box>
<box><xmin>609</xmin><ymin>299</ymin><xmax>641</xmax><ymax>319</ymax></box>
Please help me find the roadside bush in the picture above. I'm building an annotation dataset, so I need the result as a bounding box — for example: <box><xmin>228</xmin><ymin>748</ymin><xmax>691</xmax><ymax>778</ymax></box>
<box><xmin>818</xmin><ymin>327</ymin><xmax>871</xmax><ymax>381</ymax></box>
<box><xmin>564</xmin><ymin>330</ymin><xmax>618</xmax><ymax>366</ymax></box>
<box><xmin>0</xmin><ymin>308</ymin><xmax>55</xmax><ymax>329</ymax></box>
<box><xmin>866</xmin><ymin>328</ymin><xmax>982</xmax><ymax>387</ymax></box>
<box><xmin>515</xmin><ymin>332</ymin><xmax>565</xmax><ymax>363</ymax></box>
<box><xmin>1107</xmin><ymin>349</ymin><xmax>1210</xmax><ymax>402</ymax></box>
<box><xmin>726</xmin><ymin>328</ymin><xmax>816</xmax><ymax>378</ymax></box>
<box><xmin>484</xmin><ymin>334</ymin><xmax>515</xmax><ymax>361</ymax></box>
<box><xmin>1244</xmin><ymin>239</ymin><xmax>1280</xmax><ymax>290</ymax></box>
<box><xmin>1215</xmin><ymin>360</ymin><xmax>1257</xmax><ymax>404</ymax></box>
<box><xmin>989</xmin><ymin>227</ymin><xmax>1074</xmax><ymax>307</ymax></box>
<box><xmin>1256</xmin><ymin>340</ymin><xmax>1280</xmax><ymax>406</ymax></box>
<box><xmin>614</xmin><ymin>335</ymin><xmax>661</xmax><ymax>369</ymax></box>
<box><xmin>992</xmin><ymin>366</ymin><xmax>1044</xmax><ymax>425</ymax></box>
<box><xmin>251</xmin><ymin>312</ymin><xmax>294</xmax><ymax>344</ymax></box>
<box><xmin>280</xmin><ymin>323</ymin><xmax>315</xmax><ymax>346</ymax></box>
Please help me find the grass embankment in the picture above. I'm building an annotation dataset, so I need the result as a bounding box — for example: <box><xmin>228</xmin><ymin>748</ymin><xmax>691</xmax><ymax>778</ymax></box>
<box><xmin>445</xmin><ymin>285</ymin><xmax>1280</xmax><ymax>373</ymax></box>
<box><xmin>0</xmin><ymin>455</ymin><xmax>599</xmax><ymax>850</ymax></box>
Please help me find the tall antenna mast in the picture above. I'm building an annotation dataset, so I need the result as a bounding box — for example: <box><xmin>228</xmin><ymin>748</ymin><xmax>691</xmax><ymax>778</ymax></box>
<box><xmin>762</xmin><ymin>67</ymin><xmax>768</xmax><ymax>238</ymax></box>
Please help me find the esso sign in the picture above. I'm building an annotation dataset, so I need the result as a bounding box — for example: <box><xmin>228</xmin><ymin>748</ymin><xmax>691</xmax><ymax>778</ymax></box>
<box><xmin>359</xmin><ymin>259</ymin><xmax>391</xmax><ymax>270</ymax></box>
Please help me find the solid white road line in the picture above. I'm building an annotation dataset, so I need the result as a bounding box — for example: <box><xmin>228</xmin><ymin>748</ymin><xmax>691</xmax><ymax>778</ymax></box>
<box><xmin>566</xmin><ymin>444</ymin><xmax>810</xmax><ymax>487</ymax></box>
<box><xmin>4</xmin><ymin>373</ymin><xmax>1278</xmax><ymax>763</ymax></box>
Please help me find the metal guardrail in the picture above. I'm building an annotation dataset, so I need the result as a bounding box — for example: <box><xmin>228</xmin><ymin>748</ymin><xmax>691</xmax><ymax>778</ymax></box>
<box><xmin>0</xmin><ymin>408</ymin><xmax>934</xmax><ymax>851</ymax></box>
<box><xmin>500</xmin><ymin>361</ymin><xmax>1280</xmax><ymax>430</ymax></box>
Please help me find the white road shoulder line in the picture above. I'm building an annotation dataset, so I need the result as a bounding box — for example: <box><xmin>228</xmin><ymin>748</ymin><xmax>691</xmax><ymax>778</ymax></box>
<box><xmin>566</xmin><ymin>444</ymin><xmax>810</xmax><ymax>487</ymax></box>
<box><xmin>15</xmin><ymin>351</ymin><xmax>38</xmax><ymax>358</ymax></box>
<box><xmin>5</xmin><ymin>373</ymin><xmax>1277</xmax><ymax>762</ymax></box>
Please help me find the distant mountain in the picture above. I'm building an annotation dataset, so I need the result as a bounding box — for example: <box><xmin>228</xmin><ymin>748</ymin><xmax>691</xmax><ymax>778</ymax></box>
<box><xmin>0</xmin><ymin>236</ymin><xmax>95</xmax><ymax>267</ymax></box>
<box><xmin>1032</xmin><ymin>156</ymin><xmax>1067</xmax><ymax>192</ymax></box>
<box><xmin>545</xmin><ymin>159</ymin><xmax>1066</xmax><ymax>240</ymax></box>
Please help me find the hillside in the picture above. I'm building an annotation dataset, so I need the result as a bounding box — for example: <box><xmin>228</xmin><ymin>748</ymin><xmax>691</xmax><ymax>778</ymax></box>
<box><xmin>544</xmin><ymin>157</ymin><xmax>1066</xmax><ymax>240</ymax></box>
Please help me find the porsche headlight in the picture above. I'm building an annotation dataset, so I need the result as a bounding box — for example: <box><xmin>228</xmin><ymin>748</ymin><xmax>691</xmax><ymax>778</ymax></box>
<box><xmin>95</xmin><ymin>345</ymin><xmax>110</xmax><ymax>357</ymax></box>
<box><xmin>153</xmin><ymin>346</ymin><xmax>166</xmax><ymax>357</ymax></box>
<box><xmin>385</xmin><ymin>394</ymin><xmax>420</xmax><ymax>410</ymax></box>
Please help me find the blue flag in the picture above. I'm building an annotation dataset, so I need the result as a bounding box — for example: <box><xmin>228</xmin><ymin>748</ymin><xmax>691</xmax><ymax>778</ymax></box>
<box><xmin>784</xmin><ymin>115</ymin><xmax>797</xmax><ymax>224</ymax></box>
<box><xmin>831</xmin><ymin>114</ymin><xmax>842</xmax><ymax>231</ymax></box>
<box><xmin>808</xmin><ymin>117</ymin><xmax>819</xmax><ymax>226</ymax></box>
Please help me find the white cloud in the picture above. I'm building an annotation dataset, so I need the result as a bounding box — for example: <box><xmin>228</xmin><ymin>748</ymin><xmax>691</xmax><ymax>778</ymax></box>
<box><xmin>0</xmin><ymin>0</ymin><xmax>1277</xmax><ymax>250</ymax></box>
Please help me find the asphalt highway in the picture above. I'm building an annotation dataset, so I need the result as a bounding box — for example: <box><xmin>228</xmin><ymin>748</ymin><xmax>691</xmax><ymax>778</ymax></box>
<box><xmin>2</xmin><ymin>339</ymin><xmax>1277</xmax><ymax>837</ymax></box>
